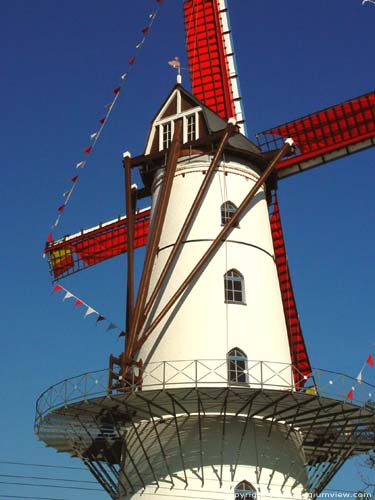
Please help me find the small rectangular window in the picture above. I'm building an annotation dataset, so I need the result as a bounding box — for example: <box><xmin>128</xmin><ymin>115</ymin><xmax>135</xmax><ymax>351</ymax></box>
<box><xmin>187</xmin><ymin>114</ymin><xmax>196</xmax><ymax>142</ymax></box>
<box><xmin>162</xmin><ymin>122</ymin><xmax>172</xmax><ymax>149</ymax></box>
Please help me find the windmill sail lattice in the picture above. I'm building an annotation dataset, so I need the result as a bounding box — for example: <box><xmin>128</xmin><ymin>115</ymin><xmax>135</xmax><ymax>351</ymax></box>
<box><xmin>257</xmin><ymin>90</ymin><xmax>375</xmax><ymax>178</ymax></box>
<box><xmin>184</xmin><ymin>0</ymin><xmax>245</xmax><ymax>131</ymax></box>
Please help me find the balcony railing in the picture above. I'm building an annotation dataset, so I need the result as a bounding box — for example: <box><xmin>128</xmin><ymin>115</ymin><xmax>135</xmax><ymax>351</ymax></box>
<box><xmin>35</xmin><ymin>359</ymin><xmax>375</xmax><ymax>428</ymax></box>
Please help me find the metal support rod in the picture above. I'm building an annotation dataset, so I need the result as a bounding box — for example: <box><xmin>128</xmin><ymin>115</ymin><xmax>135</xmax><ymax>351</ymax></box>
<box><xmin>219</xmin><ymin>392</ymin><xmax>229</xmax><ymax>486</ymax></box>
<box><xmin>75</xmin><ymin>417</ymin><xmax>119</xmax><ymax>494</ymax></box>
<box><xmin>148</xmin><ymin>403</ymin><xmax>175</xmax><ymax>487</ymax></box>
<box><xmin>170</xmin><ymin>396</ymin><xmax>188</xmax><ymax>486</ymax></box>
<box><xmin>141</xmin><ymin>121</ymin><xmax>237</xmax><ymax>322</ymax></box>
<box><xmin>127</xmin><ymin>408</ymin><xmax>160</xmax><ymax>488</ymax></box>
<box><xmin>126</xmin><ymin>120</ymin><xmax>183</xmax><ymax>363</ymax></box>
<box><xmin>123</xmin><ymin>152</ymin><xmax>136</xmax><ymax>336</ymax></box>
<box><xmin>135</xmin><ymin>139</ymin><xmax>294</xmax><ymax>351</ymax></box>
<box><xmin>232</xmin><ymin>398</ymin><xmax>253</xmax><ymax>481</ymax></box>
<box><xmin>235</xmin><ymin>390</ymin><xmax>262</xmax><ymax>416</ymax></box>
<box><xmin>263</xmin><ymin>394</ymin><xmax>318</xmax><ymax>421</ymax></box>
<box><xmin>197</xmin><ymin>393</ymin><xmax>205</xmax><ymax>486</ymax></box>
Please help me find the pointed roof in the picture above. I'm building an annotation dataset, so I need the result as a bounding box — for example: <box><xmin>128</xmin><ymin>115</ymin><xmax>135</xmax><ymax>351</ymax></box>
<box><xmin>145</xmin><ymin>83</ymin><xmax>261</xmax><ymax>157</ymax></box>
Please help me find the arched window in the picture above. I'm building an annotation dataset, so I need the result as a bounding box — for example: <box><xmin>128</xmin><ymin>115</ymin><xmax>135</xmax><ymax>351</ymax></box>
<box><xmin>228</xmin><ymin>348</ymin><xmax>248</xmax><ymax>384</ymax></box>
<box><xmin>224</xmin><ymin>269</ymin><xmax>245</xmax><ymax>304</ymax></box>
<box><xmin>234</xmin><ymin>480</ymin><xmax>257</xmax><ymax>499</ymax></box>
<box><xmin>221</xmin><ymin>201</ymin><xmax>239</xmax><ymax>227</ymax></box>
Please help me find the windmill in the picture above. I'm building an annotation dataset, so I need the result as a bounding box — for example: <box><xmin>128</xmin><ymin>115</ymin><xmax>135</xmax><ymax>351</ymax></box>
<box><xmin>35</xmin><ymin>1</ymin><xmax>375</xmax><ymax>499</ymax></box>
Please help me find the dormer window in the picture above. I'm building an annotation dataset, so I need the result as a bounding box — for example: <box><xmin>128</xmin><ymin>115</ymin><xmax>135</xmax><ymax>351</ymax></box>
<box><xmin>183</xmin><ymin>111</ymin><xmax>199</xmax><ymax>143</ymax></box>
<box><xmin>162</xmin><ymin>122</ymin><xmax>172</xmax><ymax>150</ymax></box>
<box><xmin>187</xmin><ymin>114</ymin><xmax>196</xmax><ymax>142</ymax></box>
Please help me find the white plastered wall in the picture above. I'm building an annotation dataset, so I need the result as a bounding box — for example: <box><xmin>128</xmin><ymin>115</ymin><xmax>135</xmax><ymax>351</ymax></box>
<box><xmin>137</xmin><ymin>154</ymin><xmax>292</xmax><ymax>389</ymax></box>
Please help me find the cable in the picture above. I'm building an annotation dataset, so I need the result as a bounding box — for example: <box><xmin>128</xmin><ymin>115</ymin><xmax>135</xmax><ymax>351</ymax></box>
<box><xmin>0</xmin><ymin>460</ymin><xmax>86</xmax><ymax>471</ymax></box>
<box><xmin>0</xmin><ymin>481</ymin><xmax>101</xmax><ymax>492</ymax></box>
<box><xmin>0</xmin><ymin>495</ymin><xmax>80</xmax><ymax>500</ymax></box>
<box><xmin>0</xmin><ymin>474</ymin><xmax>96</xmax><ymax>484</ymax></box>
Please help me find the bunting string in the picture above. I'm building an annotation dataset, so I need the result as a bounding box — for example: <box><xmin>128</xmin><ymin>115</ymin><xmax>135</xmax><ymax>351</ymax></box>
<box><xmin>52</xmin><ymin>284</ymin><xmax>125</xmax><ymax>338</ymax></box>
<box><xmin>47</xmin><ymin>0</ymin><xmax>163</xmax><ymax>241</ymax></box>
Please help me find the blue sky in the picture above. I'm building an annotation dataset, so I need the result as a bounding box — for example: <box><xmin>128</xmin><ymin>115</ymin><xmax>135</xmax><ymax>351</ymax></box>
<box><xmin>1</xmin><ymin>0</ymin><xmax>375</xmax><ymax>498</ymax></box>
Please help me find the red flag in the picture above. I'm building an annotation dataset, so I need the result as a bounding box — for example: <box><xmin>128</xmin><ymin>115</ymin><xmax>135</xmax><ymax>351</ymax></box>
<box><xmin>52</xmin><ymin>284</ymin><xmax>63</xmax><ymax>293</ymax></box>
<box><xmin>83</xmin><ymin>146</ymin><xmax>93</xmax><ymax>154</ymax></box>
<box><xmin>47</xmin><ymin>233</ymin><xmax>53</xmax><ymax>243</ymax></box>
<box><xmin>74</xmin><ymin>299</ymin><xmax>83</xmax><ymax>307</ymax></box>
<box><xmin>142</xmin><ymin>27</ymin><xmax>149</xmax><ymax>35</ymax></box>
<box><xmin>99</xmin><ymin>117</ymin><xmax>106</xmax><ymax>125</ymax></box>
<box><xmin>156</xmin><ymin>0</ymin><xmax>163</xmax><ymax>3</ymax></box>
<box><xmin>113</xmin><ymin>87</ymin><xmax>121</xmax><ymax>95</ymax></box>
<box><xmin>71</xmin><ymin>175</ymin><xmax>79</xmax><ymax>183</ymax></box>
<box><xmin>96</xmin><ymin>315</ymin><xmax>105</xmax><ymax>323</ymax></box>
<box><xmin>347</xmin><ymin>389</ymin><xmax>354</xmax><ymax>400</ymax></box>
<box><xmin>118</xmin><ymin>331</ymin><xmax>126</xmax><ymax>338</ymax></box>
<box><xmin>367</xmin><ymin>354</ymin><xmax>374</xmax><ymax>367</ymax></box>
<box><xmin>129</xmin><ymin>57</ymin><xmax>135</xmax><ymax>65</ymax></box>
<box><xmin>58</xmin><ymin>204</ymin><xmax>66</xmax><ymax>213</ymax></box>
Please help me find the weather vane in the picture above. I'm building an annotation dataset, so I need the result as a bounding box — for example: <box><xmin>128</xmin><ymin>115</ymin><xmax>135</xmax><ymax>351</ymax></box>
<box><xmin>168</xmin><ymin>56</ymin><xmax>182</xmax><ymax>84</ymax></box>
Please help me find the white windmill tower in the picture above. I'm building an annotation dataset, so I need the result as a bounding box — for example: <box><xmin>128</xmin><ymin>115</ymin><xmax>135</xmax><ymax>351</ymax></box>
<box><xmin>36</xmin><ymin>1</ymin><xmax>375</xmax><ymax>499</ymax></box>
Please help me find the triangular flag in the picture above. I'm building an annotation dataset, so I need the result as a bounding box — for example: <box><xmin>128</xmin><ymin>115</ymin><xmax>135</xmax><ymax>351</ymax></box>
<box><xmin>357</xmin><ymin>370</ymin><xmax>363</xmax><ymax>384</ymax></box>
<box><xmin>83</xmin><ymin>146</ymin><xmax>93</xmax><ymax>154</ymax></box>
<box><xmin>53</xmin><ymin>217</ymin><xmax>60</xmax><ymax>228</ymax></box>
<box><xmin>113</xmin><ymin>87</ymin><xmax>121</xmax><ymax>95</ymax></box>
<box><xmin>99</xmin><ymin>117</ymin><xmax>106</xmax><ymax>124</ymax></box>
<box><xmin>141</xmin><ymin>27</ymin><xmax>149</xmax><ymax>35</ymax></box>
<box><xmin>106</xmin><ymin>322</ymin><xmax>117</xmax><ymax>332</ymax></box>
<box><xmin>156</xmin><ymin>0</ymin><xmax>163</xmax><ymax>4</ymax></box>
<box><xmin>129</xmin><ymin>57</ymin><xmax>135</xmax><ymax>65</ymax></box>
<box><xmin>84</xmin><ymin>307</ymin><xmax>96</xmax><ymax>318</ymax></box>
<box><xmin>367</xmin><ymin>354</ymin><xmax>374</xmax><ymax>367</ymax></box>
<box><xmin>90</xmin><ymin>132</ymin><xmax>98</xmax><ymax>140</ymax></box>
<box><xmin>63</xmin><ymin>291</ymin><xmax>73</xmax><ymax>301</ymax></box>
<box><xmin>52</xmin><ymin>284</ymin><xmax>63</xmax><ymax>293</ymax></box>
<box><xmin>149</xmin><ymin>12</ymin><xmax>157</xmax><ymax>19</ymax></box>
<box><xmin>118</xmin><ymin>331</ymin><xmax>126</xmax><ymax>338</ymax></box>
<box><xmin>47</xmin><ymin>233</ymin><xmax>53</xmax><ymax>243</ymax></box>
<box><xmin>347</xmin><ymin>389</ymin><xmax>354</xmax><ymax>400</ymax></box>
<box><xmin>74</xmin><ymin>299</ymin><xmax>83</xmax><ymax>307</ymax></box>
<box><xmin>57</xmin><ymin>204</ymin><xmax>66</xmax><ymax>213</ymax></box>
<box><xmin>121</xmin><ymin>73</ymin><xmax>127</xmax><ymax>80</ymax></box>
<box><xmin>136</xmin><ymin>41</ymin><xmax>144</xmax><ymax>49</ymax></box>
<box><xmin>96</xmin><ymin>315</ymin><xmax>105</xmax><ymax>323</ymax></box>
<box><xmin>76</xmin><ymin>161</ymin><xmax>86</xmax><ymax>169</ymax></box>
<box><xmin>71</xmin><ymin>175</ymin><xmax>79</xmax><ymax>183</ymax></box>
<box><xmin>62</xmin><ymin>189</ymin><xmax>71</xmax><ymax>198</ymax></box>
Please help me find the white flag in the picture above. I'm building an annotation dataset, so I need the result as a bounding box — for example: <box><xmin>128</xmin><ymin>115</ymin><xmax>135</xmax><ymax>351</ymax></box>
<box><xmin>63</xmin><ymin>291</ymin><xmax>73</xmax><ymax>301</ymax></box>
<box><xmin>84</xmin><ymin>307</ymin><xmax>96</xmax><ymax>318</ymax></box>
<box><xmin>76</xmin><ymin>161</ymin><xmax>86</xmax><ymax>169</ymax></box>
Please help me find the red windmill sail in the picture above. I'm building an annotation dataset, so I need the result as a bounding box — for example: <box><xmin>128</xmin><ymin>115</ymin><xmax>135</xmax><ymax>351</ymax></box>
<box><xmin>257</xmin><ymin>90</ymin><xmax>375</xmax><ymax>179</ymax></box>
<box><xmin>45</xmin><ymin>208</ymin><xmax>150</xmax><ymax>280</ymax></box>
<box><xmin>184</xmin><ymin>0</ymin><xmax>245</xmax><ymax>131</ymax></box>
<box><xmin>270</xmin><ymin>194</ymin><xmax>312</xmax><ymax>385</ymax></box>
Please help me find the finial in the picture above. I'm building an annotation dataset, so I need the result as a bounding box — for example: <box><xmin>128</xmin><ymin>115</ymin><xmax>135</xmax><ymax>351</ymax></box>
<box><xmin>168</xmin><ymin>56</ymin><xmax>182</xmax><ymax>84</ymax></box>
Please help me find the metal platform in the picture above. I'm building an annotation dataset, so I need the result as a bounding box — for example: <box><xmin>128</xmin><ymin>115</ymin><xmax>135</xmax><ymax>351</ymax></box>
<box><xmin>35</xmin><ymin>361</ymin><xmax>375</xmax><ymax>497</ymax></box>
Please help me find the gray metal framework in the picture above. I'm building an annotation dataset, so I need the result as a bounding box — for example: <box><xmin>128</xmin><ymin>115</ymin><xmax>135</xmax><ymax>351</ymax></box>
<box><xmin>35</xmin><ymin>361</ymin><xmax>375</xmax><ymax>497</ymax></box>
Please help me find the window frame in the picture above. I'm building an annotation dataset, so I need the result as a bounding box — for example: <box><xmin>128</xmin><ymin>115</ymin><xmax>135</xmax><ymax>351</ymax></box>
<box><xmin>234</xmin><ymin>480</ymin><xmax>257</xmax><ymax>500</ymax></box>
<box><xmin>221</xmin><ymin>201</ymin><xmax>239</xmax><ymax>228</ymax></box>
<box><xmin>224</xmin><ymin>269</ymin><xmax>245</xmax><ymax>305</ymax></box>
<box><xmin>228</xmin><ymin>348</ymin><xmax>248</xmax><ymax>385</ymax></box>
